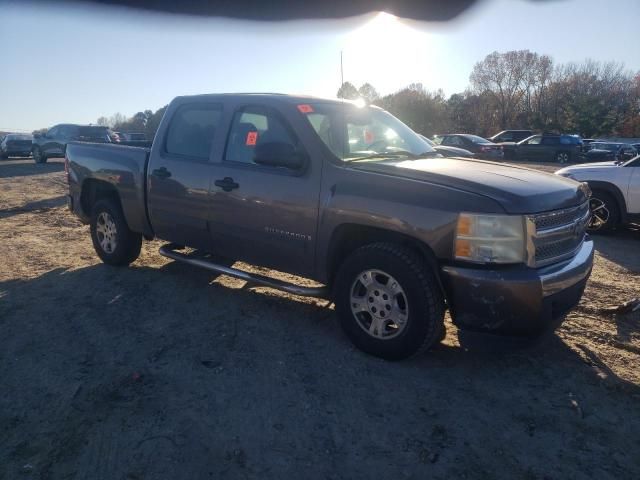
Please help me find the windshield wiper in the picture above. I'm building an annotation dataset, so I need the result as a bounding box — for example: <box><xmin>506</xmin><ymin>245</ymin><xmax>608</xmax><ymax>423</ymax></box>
<box><xmin>346</xmin><ymin>150</ymin><xmax>439</xmax><ymax>162</ymax></box>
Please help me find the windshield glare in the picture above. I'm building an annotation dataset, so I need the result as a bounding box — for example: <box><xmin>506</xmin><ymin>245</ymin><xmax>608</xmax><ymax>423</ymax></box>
<box><xmin>302</xmin><ymin>103</ymin><xmax>436</xmax><ymax>161</ymax></box>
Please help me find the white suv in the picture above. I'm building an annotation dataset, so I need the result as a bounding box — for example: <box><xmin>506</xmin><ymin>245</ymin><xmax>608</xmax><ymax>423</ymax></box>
<box><xmin>556</xmin><ymin>157</ymin><xmax>640</xmax><ymax>231</ymax></box>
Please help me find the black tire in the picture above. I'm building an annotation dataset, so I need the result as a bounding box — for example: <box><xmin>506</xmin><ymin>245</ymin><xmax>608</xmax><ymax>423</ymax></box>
<box><xmin>0</xmin><ymin>152</ymin><xmax>7</xmax><ymax>160</ymax></box>
<box><xmin>588</xmin><ymin>190</ymin><xmax>620</xmax><ymax>233</ymax></box>
<box><xmin>333</xmin><ymin>243</ymin><xmax>445</xmax><ymax>360</ymax></box>
<box><xmin>90</xmin><ymin>198</ymin><xmax>142</xmax><ymax>265</ymax></box>
<box><xmin>555</xmin><ymin>151</ymin><xmax>570</xmax><ymax>164</ymax></box>
<box><xmin>32</xmin><ymin>146</ymin><xmax>47</xmax><ymax>164</ymax></box>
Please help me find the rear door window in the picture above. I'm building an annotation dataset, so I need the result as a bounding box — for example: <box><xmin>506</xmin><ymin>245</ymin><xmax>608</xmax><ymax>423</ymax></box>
<box><xmin>165</xmin><ymin>103</ymin><xmax>223</xmax><ymax>159</ymax></box>
<box><xmin>541</xmin><ymin>137</ymin><xmax>559</xmax><ymax>145</ymax></box>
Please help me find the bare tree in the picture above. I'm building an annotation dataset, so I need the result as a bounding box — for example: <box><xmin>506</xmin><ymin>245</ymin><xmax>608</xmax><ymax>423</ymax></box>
<box><xmin>358</xmin><ymin>83</ymin><xmax>380</xmax><ymax>104</ymax></box>
<box><xmin>337</xmin><ymin>82</ymin><xmax>359</xmax><ymax>100</ymax></box>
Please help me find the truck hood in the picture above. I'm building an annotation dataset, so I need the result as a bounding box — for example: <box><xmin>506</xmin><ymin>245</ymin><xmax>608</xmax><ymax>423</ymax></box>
<box><xmin>351</xmin><ymin>157</ymin><xmax>588</xmax><ymax>214</ymax></box>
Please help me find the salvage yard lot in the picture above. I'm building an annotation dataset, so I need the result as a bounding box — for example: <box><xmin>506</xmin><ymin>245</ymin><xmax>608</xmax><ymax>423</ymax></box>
<box><xmin>1</xmin><ymin>158</ymin><xmax>639</xmax><ymax>479</ymax></box>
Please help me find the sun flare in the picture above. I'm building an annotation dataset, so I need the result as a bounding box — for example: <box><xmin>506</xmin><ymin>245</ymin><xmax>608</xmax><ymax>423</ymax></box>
<box><xmin>343</xmin><ymin>12</ymin><xmax>430</xmax><ymax>92</ymax></box>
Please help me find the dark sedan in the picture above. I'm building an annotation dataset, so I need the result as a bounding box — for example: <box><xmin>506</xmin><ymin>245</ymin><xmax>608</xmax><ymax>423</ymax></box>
<box><xmin>584</xmin><ymin>142</ymin><xmax>638</xmax><ymax>162</ymax></box>
<box><xmin>1</xmin><ymin>133</ymin><xmax>33</xmax><ymax>159</ymax></box>
<box><xmin>419</xmin><ymin>134</ymin><xmax>474</xmax><ymax>158</ymax></box>
<box><xmin>433</xmin><ymin>134</ymin><xmax>503</xmax><ymax>160</ymax></box>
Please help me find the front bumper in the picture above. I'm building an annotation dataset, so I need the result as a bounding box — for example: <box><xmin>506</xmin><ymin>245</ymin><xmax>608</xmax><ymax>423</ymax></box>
<box><xmin>441</xmin><ymin>239</ymin><xmax>594</xmax><ymax>335</ymax></box>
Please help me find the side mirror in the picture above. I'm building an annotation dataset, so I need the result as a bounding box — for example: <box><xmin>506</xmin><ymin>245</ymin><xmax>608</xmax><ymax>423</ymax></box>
<box><xmin>254</xmin><ymin>142</ymin><xmax>306</xmax><ymax>170</ymax></box>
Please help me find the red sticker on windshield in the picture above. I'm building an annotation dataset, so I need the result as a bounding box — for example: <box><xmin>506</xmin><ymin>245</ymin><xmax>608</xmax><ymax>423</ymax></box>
<box><xmin>246</xmin><ymin>131</ymin><xmax>258</xmax><ymax>146</ymax></box>
<box><xmin>364</xmin><ymin>130</ymin><xmax>374</xmax><ymax>143</ymax></box>
<box><xmin>297</xmin><ymin>104</ymin><xmax>314</xmax><ymax>113</ymax></box>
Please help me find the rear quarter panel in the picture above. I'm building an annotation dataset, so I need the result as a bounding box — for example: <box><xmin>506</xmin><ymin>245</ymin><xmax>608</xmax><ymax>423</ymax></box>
<box><xmin>67</xmin><ymin>142</ymin><xmax>152</xmax><ymax>235</ymax></box>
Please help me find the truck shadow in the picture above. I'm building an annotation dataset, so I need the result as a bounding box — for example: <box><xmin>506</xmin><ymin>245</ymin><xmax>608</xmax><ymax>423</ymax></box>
<box><xmin>1</xmin><ymin>261</ymin><xmax>637</xmax><ymax>391</ymax></box>
<box><xmin>2</xmin><ymin>262</ymin><xmax>639</xmax><ymax>478</ymax></box>
<box><xmin>0</xmin><ymin>196</ymin><xmax>67</xmax><ymax>219</ymax></box>
<box><xmin>0</xmin><ymin>159</ymin><xmax>64</xmax><ymax>179</ymax></box>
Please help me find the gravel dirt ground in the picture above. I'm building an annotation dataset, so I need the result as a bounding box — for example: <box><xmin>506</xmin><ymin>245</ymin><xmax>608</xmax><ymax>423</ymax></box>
<box><xmin>1</xmin><ymin>158</ymin><xmax>639</xmax><ymax>479</ymax></box>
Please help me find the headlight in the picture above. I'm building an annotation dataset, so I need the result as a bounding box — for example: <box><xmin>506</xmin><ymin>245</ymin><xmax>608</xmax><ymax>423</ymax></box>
<box><xmin>455</xmin><ymin>213</ymin><xmax>526</xmax><ymax>264</ymax></box>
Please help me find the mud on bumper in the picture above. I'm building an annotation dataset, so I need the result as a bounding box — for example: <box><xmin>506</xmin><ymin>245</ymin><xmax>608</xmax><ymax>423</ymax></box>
<box><xmin>440</xmin><ymin>240</ymin><xmax>594</xmax><ymax>335</ymax></box>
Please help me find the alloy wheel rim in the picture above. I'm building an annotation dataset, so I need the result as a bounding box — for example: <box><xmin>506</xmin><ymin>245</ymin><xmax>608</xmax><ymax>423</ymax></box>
<box><xmin>588</xmin><ymin>198</ymin><xmax>609</xmax><ymax>230</ymax></box>
<box><xmin>350</xmin><ymin>269</ymin><xmax>409</xmax><ymax>340</ymax></box>
<box><xmin>96</xmin><ymin>212</ymin><xmax>118</xmax><ymax>253</ymax></box>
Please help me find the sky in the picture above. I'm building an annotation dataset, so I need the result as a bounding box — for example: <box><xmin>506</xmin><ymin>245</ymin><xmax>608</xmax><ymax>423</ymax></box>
<box><xmin>1</xmin><ymin>0</ymin><xmax>639</xmax><ymax>132</ymax></box>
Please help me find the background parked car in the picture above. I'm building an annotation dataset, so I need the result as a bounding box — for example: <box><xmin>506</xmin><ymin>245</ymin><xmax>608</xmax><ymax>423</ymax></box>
<box><xmin>112</xmin><ymin>131</ymin><xmax>126</xmax><ymax>142</ymax></box>
<box><xmin>556</xmin><ymin>155</ymin><xmax>640</xmax><ymax>231</ymax></box>
<box><xmin>32</xmin><ymin>124</ymin><xmax>113</xmax><ymax>163</ymax></box>
<box><xmin>585</xmin><ymin>142</ymin><xmax>638</xmax><ymax>163</ymax></box>
<box><xmin>1</xmin><ymin>133</ymin><xmax>33</xmax><ymax>159</ymax></box>
<box><xmin>120</xmin><ymin>132</ymin><xmax>147</xmax><ymax>141</ymax></box>
<box><xmin>513</xmin><ymin>134</ymin><xmax>583</xmax><ymax>163</ymax></box>
<box><xmin>418</xmin><ymin>134</ymin><xmax>474</xmax><ymax>158</ymax></box>
<box><xmin>433</xmin><ymin>134</ymin><xmax>503</xmax><ymax>160</ymax></box>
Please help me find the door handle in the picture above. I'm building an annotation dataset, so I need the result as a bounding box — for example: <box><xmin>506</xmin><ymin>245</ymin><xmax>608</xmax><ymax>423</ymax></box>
<box><xmin>214</xmin><ymin>177</ymin><xmax>239</xmax><ymax>192</ymax></box>
<box><xmin>152</xmin><ymin>167</ymin><xmax>171</xmax><ymax>179</ymax></box>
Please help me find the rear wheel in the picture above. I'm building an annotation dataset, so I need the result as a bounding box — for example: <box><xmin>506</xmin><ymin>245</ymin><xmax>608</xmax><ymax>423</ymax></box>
<box><xmin>555</xmin><ymin>151</ymin><xmax>570</xmax><ymax>164</ymax></box>
<box><xmin>333</xmin><ymin>243</ymin><xmax>445</xmax><ymax>360</ymax></box>
<box><xmin>588</xmin><ymin>190</ymin><xmax>620</xmax><ymax>233</ymax></box>
<box><xmin>32</xmin><ymin>146</ymin><xmax>47</xmax><ymax>164</ymax></box>
<box><xmin>90</xmin><ymin>198</ymin><xmax>142</xmax><ymax>265</ymax></box>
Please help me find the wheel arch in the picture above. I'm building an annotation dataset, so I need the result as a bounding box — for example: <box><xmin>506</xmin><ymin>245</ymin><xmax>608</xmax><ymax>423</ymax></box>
<box><xmin>587</xmin><ymin>180</ymin><xmax>628</xmax><ymax>223</ymax></box>
<box><xmin>80</xmin><ymin>178</ymin><xmax>124</xmax><ymax>220</ymax></box>
<box><xmin>325</xmin><ymin>223</ymin><xmax>446</xmax><ymax>299</ymax></box>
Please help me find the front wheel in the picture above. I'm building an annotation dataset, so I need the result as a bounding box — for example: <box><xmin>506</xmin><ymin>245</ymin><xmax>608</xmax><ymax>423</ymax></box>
<box><xmin>333</xmin><ymin>243</ymin><xmax>445</xmax><ymax>360</ymax></box>
<box><xmin>555</xmin><ymin>151</ymin><xmax>570</xmax><ymax>164</ymax></box>
<box><xmin>90</xmin><ymin>198</ymin><xmax>142</xmax><ymax>265</ymax></box>
<box><xmin>588</xmin><ymin>190</ymin><xmax>620</xmax><ymax>233</ymax></box>
<box><xmin>32</xmin><ymin>146</ymin><xmax>47</xmax><ymax>164</ymax></box>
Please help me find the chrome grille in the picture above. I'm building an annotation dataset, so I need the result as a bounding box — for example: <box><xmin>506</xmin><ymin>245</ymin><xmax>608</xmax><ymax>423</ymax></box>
<box><xmin>528</xmin><ymin>202</ymin><xmax>590</xmax><ymax>267</ymax></box>
<box><xmin>533</xmin><ymin>202</ymin><xmax>590</xmax><ymax>230</ymax></box>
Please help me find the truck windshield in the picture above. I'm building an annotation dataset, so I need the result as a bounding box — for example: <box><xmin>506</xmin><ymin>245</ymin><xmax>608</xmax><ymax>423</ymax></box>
<box><xmin>301</xmin><ymin>103</ymin><xmax>436</xmax><ymax>161</ymax></box>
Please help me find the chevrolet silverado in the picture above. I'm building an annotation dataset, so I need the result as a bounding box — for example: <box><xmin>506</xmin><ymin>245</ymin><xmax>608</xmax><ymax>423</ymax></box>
<box><xmin>65</xmin><ymin>94</ymin><xmax>594</xmax><ymax>360</ymax></box>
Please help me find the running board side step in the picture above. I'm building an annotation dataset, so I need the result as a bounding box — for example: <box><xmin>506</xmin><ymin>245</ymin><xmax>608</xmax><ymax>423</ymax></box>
<box><xmin>158</xmin><ymin>244</ymin><xmax>329</xmax><ymax>298</ymax></box>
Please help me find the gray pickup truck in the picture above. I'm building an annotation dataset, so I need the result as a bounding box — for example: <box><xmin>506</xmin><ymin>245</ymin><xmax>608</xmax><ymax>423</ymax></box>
<box><xmin>65</xmin><ymin>94</ymin><xmax>594</xmax><ymax>360</ymax></box>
